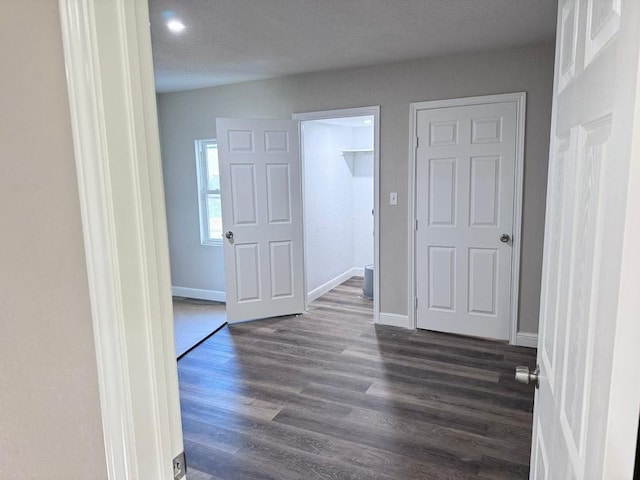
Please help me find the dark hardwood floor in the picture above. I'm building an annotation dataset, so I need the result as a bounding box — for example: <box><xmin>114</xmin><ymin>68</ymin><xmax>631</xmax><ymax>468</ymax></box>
<box><xmin>178</xmin><ymin>277</ymin><xmax>537</xmax><ymax>480</ymax></box>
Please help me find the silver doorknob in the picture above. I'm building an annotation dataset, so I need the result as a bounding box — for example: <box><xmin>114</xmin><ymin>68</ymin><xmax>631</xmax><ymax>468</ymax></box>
<box><xmin>500</xmin><ymin>233</ymin><xmax>511</xmax><ymax>243</ymax></box>
<box><xmin>515</xmin><ymin>365</ymin><xmax>540</xmax><ymax>388</ymax></box>
<box><xmin>224</xmin><ymin>231</ymin><xmax>234</xmax><ymax>241</ymax></box>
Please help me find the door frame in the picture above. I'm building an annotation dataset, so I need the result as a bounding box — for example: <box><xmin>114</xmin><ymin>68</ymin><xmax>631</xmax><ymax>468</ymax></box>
<box><xmin>56</xmin><ymin>0</ymin><xmax>640</xmax><ymax>475</ymax></box>
<box><xmin>58</xmin><ymin>0</ymin><xmax>183</xmax><ymax>478</ymax></box>
<box><xmin>293</xmin><ymin>106</ymin><xmax>381</xmax><ymax>323</ymax></box>
<box><xmin>407</xmin><ymin>92</ymin><xmax>526</xmax><ymax>345</ymax></box>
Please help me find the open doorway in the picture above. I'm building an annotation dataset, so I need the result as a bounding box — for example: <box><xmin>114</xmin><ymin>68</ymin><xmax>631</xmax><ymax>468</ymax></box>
<box><xmin>172</xmin><ymin>138</ymin><xmax>227</xmax><ymax>357</ymax></box>
<box><xmin>295</xmin><ymin>107</ymin><xmax>380</xmax><ymax>320</ymax></box>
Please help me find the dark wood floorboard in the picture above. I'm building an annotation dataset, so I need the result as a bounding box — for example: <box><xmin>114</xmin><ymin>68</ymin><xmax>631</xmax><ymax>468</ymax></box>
<box><xmin>178</xmin><ymin>277</ymin><xmax>537</xmax><ymax>479</ymax></box>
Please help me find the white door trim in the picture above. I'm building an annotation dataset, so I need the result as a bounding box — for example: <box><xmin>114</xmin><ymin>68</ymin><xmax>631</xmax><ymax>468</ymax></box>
<box><xmin>408</xmin><ymin>92</ymin><xmax>526</xmax><ymax>344</ymax></box>
<box><xmin>606</xmin><ymin>91</ymin><xmax>640</xmax><ymax>475</ymax></box>
<box><xmin>58</xmin><ymin>0</ymin><xmax>182</xmax><ymax>478</ymax></box>
<box><xmin>293</xmin><ymin>106</ymin><xmax>381</xmax><ymax>323</ymax></box>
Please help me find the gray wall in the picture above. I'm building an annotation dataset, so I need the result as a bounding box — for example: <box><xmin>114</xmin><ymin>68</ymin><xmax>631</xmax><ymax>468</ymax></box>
<box><xmin>158</xmin><ymin>42</ymin><xmax>554</xmax><ymax>333</ymax></box>
<box><xmin>0</xmin><ymin>2</ymin><xmax>107</xmax><ymax>478</ymax></box>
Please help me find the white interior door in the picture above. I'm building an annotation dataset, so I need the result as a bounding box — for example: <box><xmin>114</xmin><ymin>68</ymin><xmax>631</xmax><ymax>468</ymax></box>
<box><xmin>415</xmin><ymin>99</ymin><xmax>520</xmax><ymax>340</ymax></box>
<box><xmin>531</xmin><ymin>0</ymin><xmax>640</xmax><ymax>478</ymax></box>
<box><xmin>216</xmin><ymin>118</ymin><xmax>305</xmax><ymax>323</ymax></box>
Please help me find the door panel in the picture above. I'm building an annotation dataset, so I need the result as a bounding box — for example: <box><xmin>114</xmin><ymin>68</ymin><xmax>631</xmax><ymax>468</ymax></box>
<box><xmin>428</xmin><ymin>246</ymin><xmax>455</xmax><ymax>311</ymax></box>
<box><xmin>217</xmin><ymin>118</ymin><xmax>305</xmax><ymax>323</ymax></box>
<box><xmin>429</xmin><ymin>120</ymin><xmax>458</xmax><ymax>146</ymax></box>
<box><xmin>266</xmin><ymin>164</ymin><xmax>292</xmax><ymax>223</ymax></box>
<box><xmin>264</xmin><ymin>130</ymin><xmax>289</xmax><ymax>152</ymax></box>
<box><xmin>235</xmin><ymin>243</ymin><xmax>261</xmax><ymax>302</ymax></box>
<box><xmin>228</xmin><ymin>129</ymin><xmax>254</xmax><ymax>151</ymax></box>
<box><xmin>468</xmin><ymin>248</ymin><xmax>497</xmax><ymax>316</ymax></box>
<box><xmin>531</xmin><ymin>0</ymin><xmax>640</xmax><ymax>478</ymax></box>
<box><xmin>469</xmin><ymin>156</ymin><xmax>500</xmax><ymax>226</ymax></box>
<box><xmin>230</xmin><ymin>165</ymin><xmax>258</xmax><ymax>225</ymax></box>
<box><xmin>471</xmin><ymin>117</ymin><xmax>503</xmax><ymax>144</ymax></box>
<box><xmin>416</xmin><ymin>100</ymin><xmax>518</xmax><ymax>340</ymax></box>
<box><xmin>269</xmin><ymin>240</ymin><xmax>294</xmax><ymax>298</ymax></box>
<box><xmin>428</xmin><ymin>158</ymin><xmax>457</xmax><ymax>225</ymax></box>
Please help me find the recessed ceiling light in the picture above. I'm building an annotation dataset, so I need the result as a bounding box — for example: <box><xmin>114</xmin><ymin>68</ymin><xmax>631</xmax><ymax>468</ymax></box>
<box><xmin>363</xmin><ymin>119</ymin><xmax>372</xmax><ymax>125</ymax></box>
<box><xmin>167</xmin><ymin>19</ymin><xmax>186</xmax><ymax>33</ymax></box>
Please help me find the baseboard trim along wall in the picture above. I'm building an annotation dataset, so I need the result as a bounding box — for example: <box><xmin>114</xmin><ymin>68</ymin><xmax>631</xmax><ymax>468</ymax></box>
<box><xmin>378</xmin><ymin>312</ymin><xmax>412</xmax><ymax>329</ymax></box>
<box><xmin>307</xmin><ymin>268</ymin><xmax>362</xmax><ymax>303</ymax></box>
<box><xmin>375</xmin><ymin>315</ymin><xmax>539</xmax><ymax>343</ymax></box>
<box><xmin>352</xmin><ymin>267</ymin><xmax>365</xmax><ymax>277</ymax></box>
<box><xmin>516</xmin><ymin>332</ymin><xmax>538</xmax><ymax>348</ymax></box>
<box><xmin>172</xmin><ymin>286</ymin><xmax>226</xmax><ymax>303</ymax></box>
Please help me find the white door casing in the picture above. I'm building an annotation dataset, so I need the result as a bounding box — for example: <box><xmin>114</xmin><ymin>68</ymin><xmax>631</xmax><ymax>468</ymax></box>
<box><xmin>413</xmin><ymin>95</ymin><xmax>524</xmax><ymax>341</ymax></box>
<box><xmin>216</xmin><ymin>118</ymin><xmax>306</xmax><ymax>323</ymax></box>
<box><xmin>532</xmin><ymin>0</ymin><xmax>640</xmax><ymax>479</ymax></box>
<box><xmin>58</xmin><ymin>0</ymin><xmax>184</xmax><ymax>478</ymax></box>
<box><xmin>292</xmin><ymin>106</ymin><xmax>381</xmax><ymax>323</ymax></box>
<box><xmin>58</xmin><ymin>0</ymin><xmax>640</xmax><ymax>477</ymax></box>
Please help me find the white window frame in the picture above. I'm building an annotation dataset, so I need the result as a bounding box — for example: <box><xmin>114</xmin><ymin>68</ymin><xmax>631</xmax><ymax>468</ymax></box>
<box><xmin>195</xmin><ymin>139</ymin><xmax>223</xmax><ymax>246</ymax></box>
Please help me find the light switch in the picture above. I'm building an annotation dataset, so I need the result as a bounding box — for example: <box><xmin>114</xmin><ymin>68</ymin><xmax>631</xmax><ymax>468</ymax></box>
<box><xmin>389</xmin><ymin>192</ymin><xmax>398</xmax><ymax>205</ymax></box>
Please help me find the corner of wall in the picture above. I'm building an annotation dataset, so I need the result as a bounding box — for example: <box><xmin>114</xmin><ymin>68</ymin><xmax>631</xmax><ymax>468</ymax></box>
<box><xmin>515</xmin><ymin>332</ymin><xmax>538</xmax><ymax>348</ymax></box>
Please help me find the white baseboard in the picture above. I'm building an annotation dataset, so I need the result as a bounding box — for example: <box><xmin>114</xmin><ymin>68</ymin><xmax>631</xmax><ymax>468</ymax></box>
<box><xmin>172</xmin><ymin>286</ymin><xmax>226</xmax><ymax>303</ymax></box>
<box><xmin>516</xmin><ymin>332</ymin><xmax>538</xmax><ymax>348</ymax></box>
<box><xmin>307</xmin><ymin>268</ymin><xmax>361</xmax><ymax>303</ymax></box>
<box><xmin>378</xmin><ymin>312</ymin><xmax>412</xmax><ymax>329</ymax></box>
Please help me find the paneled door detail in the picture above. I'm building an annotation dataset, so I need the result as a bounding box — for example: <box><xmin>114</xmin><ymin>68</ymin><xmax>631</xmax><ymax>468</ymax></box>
<box><xmin>217</xmin><ymin>118</ymin><xmax>305</xmax><ymax>323</ymax></box>
<box><xmin>531</xmin><ymin>0</ymin><xmax>640</xmax><ymax>478</ymax></box>
<box><xmin>416</xmin><ymin>101</ymin><xmax>518</xmax><ymax>340</ymax></box>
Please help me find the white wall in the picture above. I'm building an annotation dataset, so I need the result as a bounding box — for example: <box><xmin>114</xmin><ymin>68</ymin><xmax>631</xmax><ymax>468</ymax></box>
<box><xmin>304</xmin><ymin>122</ymin><xmax>355</xmax><ymax>293</ymax></box>
<box><xmin>303</xmin><ymin>122</ymin><xmax>374</xmax><ymax>296</ymax></box>
<box><xmin>157</xmin><ymin>42</ymin><xmax>554</xmax><ymax>333</ymax></box>
<box><xmin>351</xmin><ymin>125</ymin><xmax>375</xmax><ymax>150</ymax></box>
<box><xmin>0</xmin><ymin>2</ymin><xmax>107</xmax><ymax>478</ymax></box>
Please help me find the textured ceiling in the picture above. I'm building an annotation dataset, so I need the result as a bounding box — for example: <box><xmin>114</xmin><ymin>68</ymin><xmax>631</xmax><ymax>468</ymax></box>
<box><xmin>149</xmin><ymin>0</ymin><xmax>557</xmax><ymax>93</ymax></box>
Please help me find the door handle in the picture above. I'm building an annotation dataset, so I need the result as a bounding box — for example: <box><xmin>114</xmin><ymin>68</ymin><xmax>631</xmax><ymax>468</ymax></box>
<box><xmin>500</xmin><ymin>233</ymin><xmax>511</xmax><ymax>243</ymax></box>
<box><xmin>515</xmin><ymin>365</ymin><xmax>540</xmax><ymax>388</ymax></box>
<box><xmin>224</xmin><ymin>231</ymin><xmax>234</xmax><ymax>241</ymax></box>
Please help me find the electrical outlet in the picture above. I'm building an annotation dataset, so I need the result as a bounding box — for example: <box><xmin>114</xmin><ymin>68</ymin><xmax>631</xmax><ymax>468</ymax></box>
<box><xmin>389</xmin><ymin>192</ymin><xmax>398</xmax><ymax>205</ymax></box>
<box><xmin>173</xmin><ymin>451</ymin><xmax>186</xmax><ymax>480</ymax></box>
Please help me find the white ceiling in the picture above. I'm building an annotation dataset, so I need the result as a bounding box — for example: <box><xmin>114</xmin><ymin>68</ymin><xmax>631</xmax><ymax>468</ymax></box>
<box><xmin>149</xmin><ymin>0</ymin><xmax>557</xmax><ymax>93</ymax></box>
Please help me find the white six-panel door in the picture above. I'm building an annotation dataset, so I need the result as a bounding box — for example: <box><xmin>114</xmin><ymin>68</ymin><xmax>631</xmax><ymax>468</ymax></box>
<box><xmin>216</xmin><ymin>118</ymin><xmax>305</xmax><ymax>323</ymax></box>
<box><xmin>532</xmin><ymin>0</ymin><xmax>640</xmax><ymax>478</ymax></box>
<box><xmin>415</xmin><ymin>99</ymin><xmax>520</xmax><ymax>340</ymax></box>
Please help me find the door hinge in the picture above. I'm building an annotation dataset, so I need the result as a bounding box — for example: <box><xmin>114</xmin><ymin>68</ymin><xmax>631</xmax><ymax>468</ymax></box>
<box><xmin>415</xmin><ymin>298</ymin><xmax>418</xmax><ymax>309</ymax></box>
<box><xmin>416</xmin><ymin>137</ymin><xmax>420</xmax><ymax>149</ymax></box>
<box><xmin>415</xmin><ymin>219</ymin><xmax>418</xmax><ymax>231</ymax></box>
<box><xmin>173</xmin><ymin>451</ymin><xmax>187</xmax><ymax>480</ymax></box>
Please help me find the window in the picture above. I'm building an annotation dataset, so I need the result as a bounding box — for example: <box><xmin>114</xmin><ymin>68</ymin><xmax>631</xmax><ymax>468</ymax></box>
<box><xmin>195</xmin><ymin>139</ymin><xmax>222</xmax><ymax>245</ymax></box>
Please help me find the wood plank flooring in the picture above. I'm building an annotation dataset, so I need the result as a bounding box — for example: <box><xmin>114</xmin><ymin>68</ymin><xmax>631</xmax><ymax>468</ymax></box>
<box><xmin>178</xmin><ymin>277</ymin><xmax>537</xmax><ymax>480</ymax></box>
<box><xmin>173</xmin><ymin>297</ymin><xmax>226</xmax><ymax>357</ymax></box>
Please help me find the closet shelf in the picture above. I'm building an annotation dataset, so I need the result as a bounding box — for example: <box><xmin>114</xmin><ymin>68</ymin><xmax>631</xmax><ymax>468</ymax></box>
<box><xmin>341</xmin><ymin>149</ymin><xmax>374</xmax><ymax>157</ymax></box>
